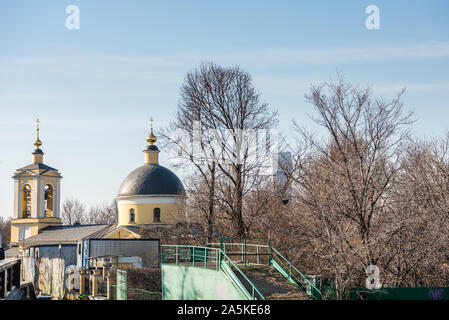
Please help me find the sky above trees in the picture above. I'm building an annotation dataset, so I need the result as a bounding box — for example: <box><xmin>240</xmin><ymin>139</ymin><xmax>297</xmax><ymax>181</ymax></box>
<box><xmin>0</xmin><ymin>0</ymin><xmax>448</xmax><ymax>217</ymax></box>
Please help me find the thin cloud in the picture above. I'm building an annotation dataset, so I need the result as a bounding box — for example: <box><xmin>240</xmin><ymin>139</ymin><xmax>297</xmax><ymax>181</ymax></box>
<box><xmin>1</xmin><ymin>42</ymin><xmax>448</xmax><ymax>73</ymax></box>
<box><xmin>203</xmin><ymin>42</ymin><xmax>449</xmax><ymax>66</ymax></box>
<box><xmin>373</xmin><ymin>82</ymin><xmax>449</xmax><ymax>94</ymax></box>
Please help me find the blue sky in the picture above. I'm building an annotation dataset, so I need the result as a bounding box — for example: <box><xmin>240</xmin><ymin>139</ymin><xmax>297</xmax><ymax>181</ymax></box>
<box><xmin>1</xmin><ymin>0</ymin><xmax>449</xmax><ymax>218</ymax></box>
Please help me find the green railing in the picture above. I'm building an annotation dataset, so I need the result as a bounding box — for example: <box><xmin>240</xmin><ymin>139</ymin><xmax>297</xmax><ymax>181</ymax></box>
<box><xmin>206</xmin><ymin>242</ymin><xmax>322</xmax><ymax>300</ymax></box>
<box><xmin>218</xmin><ymin>248</ymin><xmax>265</xmax><ymax>300</ymax></box>
<box><xmin>206</xmin><ymin>242</ymin><xmax>271</xmax><ymax>266</ymax></box>
<box><xmin>161</xmin><ymin>245</ymin><xmax>219</xmax><ymax>270</ymax></box>
<box><xmin>270</xmin><ymin>247</ymin><xmax>321</xmax><ymax>300</ymax></box>
<box><xmin>161</xmin><ymin>245</ymin><xmax>265</xmax><ymax>300</ymax></box>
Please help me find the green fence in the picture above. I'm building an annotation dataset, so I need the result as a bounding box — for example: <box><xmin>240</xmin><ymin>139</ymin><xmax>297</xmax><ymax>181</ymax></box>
<box><xmin>313</xmin><ymin>279</ymin><xmax>449</xmax><ymax>300</ymax></box>
<box><xmin>350</xmin><ymin>287</ymin><xmax>449</xmax><ymax>300</ymax></box>
<box><xmin>206</xmin><ymin>242</ymin><xmax>271</xmax><ymax>266</ymax></box>
<box><xmin>161</xmin><ymin>245</ymin><xmax>219</xmax><ymax>270</ymax></box>
<box><xmin>116</xmin><ymin>270</ymin><xmax>127</xmax><ymax>300</ymax></box>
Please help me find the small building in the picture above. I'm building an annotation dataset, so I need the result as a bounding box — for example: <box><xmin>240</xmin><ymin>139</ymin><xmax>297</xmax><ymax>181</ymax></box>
<box><xmin>20</xmin><ymin>224</ymin><xmax>159</xmax><ymax>269</ymax></box>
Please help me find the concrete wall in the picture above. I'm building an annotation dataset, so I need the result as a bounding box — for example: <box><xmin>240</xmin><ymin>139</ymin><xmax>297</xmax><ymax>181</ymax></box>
<box><xmin>162</xmin><ymin>264</ymin><xmax>248</xmax><ymax>300</ymax></box>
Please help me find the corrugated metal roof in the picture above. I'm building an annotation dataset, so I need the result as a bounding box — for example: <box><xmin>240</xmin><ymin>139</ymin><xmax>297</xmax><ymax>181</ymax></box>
<box><xmin>121</xmin><ymin>226</ymin><xmax>141</xmax><ymax>235</ymax></box>
<box><xmin>22</xmin><ymin>224</ymin><xmax>113</xmax><ymax>244</ymax></box>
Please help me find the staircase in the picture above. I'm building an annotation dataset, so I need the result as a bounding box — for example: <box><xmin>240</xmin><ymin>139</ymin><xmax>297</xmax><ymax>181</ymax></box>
<box><xmin>234</xmin><ymin>266</ymin><xmax>310</xmax><ymax>300</ymax></box>
<box><xmin>206</xmin><ymin>240</ymin><xmax>322</xmax><ymax>300</ymax></box>
<box><xmin>161</xmin><ymin>243</ymin><xmax>321</xmax><ymax>300</ymax></box>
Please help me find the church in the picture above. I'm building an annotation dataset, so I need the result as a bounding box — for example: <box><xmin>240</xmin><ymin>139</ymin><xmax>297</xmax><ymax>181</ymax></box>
<box><xmin>6</xmin><ymin>118</ymin><xmax>185</xmax><ymax>259</ymax></box>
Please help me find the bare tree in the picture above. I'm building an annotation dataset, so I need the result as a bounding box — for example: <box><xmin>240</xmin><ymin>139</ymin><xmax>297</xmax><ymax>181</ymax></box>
<box><xmin>297</xmin><ymin>76</ymin><xmax>413</xmax><ymax>263</ymax></box>
<box><xmin>0</xmin><ymin>216</ymin><xmax>11</xmax><ymax>248</ymax></box>
<box><xmin>61</xmin><ymin>198</ymin><xmax>86</xmax><ymax>225</ymax></box>
<box><xmin>165</xmin><ymin>71</ymin><xmax>449</xmax><ymax>296</ymax></box>
<box><xmin>378</xmin><ymin>136</ymin><xmax>449</xmax><ymax>287</ymax></box>
<box><xmin>182</xmin><ymin>174</ymin><xmax>218</xmax><ymax>242</ymax></box>
<box><xmin>159</xmin><ymin>106</ymin><xmax>219</xmax><ymax>242</ymax></box>
<box><xmin>263</xmin><ymin>76</ymin><xmax>415</xmax><ymax>298</ymax></box>
<box><xmin>86</xmin><ymin>201</ymin><xmax>118</xmax><ymax>224</ymax></box>
<box><xmin>166</xmin><ymin>62</ymin><xmax>278</xmax><ymax>238</ymax></box>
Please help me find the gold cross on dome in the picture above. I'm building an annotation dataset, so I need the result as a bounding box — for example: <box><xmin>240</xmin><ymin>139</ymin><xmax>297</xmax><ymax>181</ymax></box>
<box><xmin>146</xmin><ymin>116</ymin><xmax>157</xmax><ymax>145</ymax></box>
<box><xmin>34</xmin><ymin>118</ymin><xmax>42</xmax><ymax>149</ymax></box>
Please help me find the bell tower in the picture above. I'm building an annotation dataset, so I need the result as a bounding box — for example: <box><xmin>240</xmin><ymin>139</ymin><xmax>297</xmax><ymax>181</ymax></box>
<box><xmin>10</xmin><ymin>119</ymin><xmax>63</xmax><ymax>244</ymax></box>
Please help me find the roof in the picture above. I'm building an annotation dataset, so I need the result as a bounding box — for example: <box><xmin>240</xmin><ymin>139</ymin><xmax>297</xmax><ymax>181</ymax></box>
<box><xmin>22</xmin><ymin>224</ymin><xmax>114</xmax><ymax>245</ymax></box>
<box><xmin>105</xmin><ymin>225</ymin><xmax>141</xmax><ymax>236</ymax></box>
<box><xmin>12</xmin><ymin>162</ymin><xmax>60</xmax><ymax>178</ymax></box>
<box><xmin>145</xmin><ymin>145</ymin><xmax>159</xmax><ymax>151</ymax></box>
<box><xmin>16</xmin><ymin>163</ymin><xmax>57</xmax><ymax>172</ymax></box>
<box><xmin>117</xmin><ymin>164</ymin><xmax>185</xmax><ymax>197</ymax></box>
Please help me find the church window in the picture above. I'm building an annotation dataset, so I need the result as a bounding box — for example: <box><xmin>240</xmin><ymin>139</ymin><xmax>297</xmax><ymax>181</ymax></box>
<box><xmin>130</xmin><ymin>208</ymin><xmax>135</xmax><ymax>223</ymax></box>
<box><xmin>153</xmin><ymin>208</ymin><xmax>161</xmax><ymax>223</ymax></box>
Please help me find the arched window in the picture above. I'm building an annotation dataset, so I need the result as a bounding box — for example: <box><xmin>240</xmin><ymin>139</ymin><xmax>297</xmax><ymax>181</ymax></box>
<box><xmin>153</xmin><ymin>208</ymin><xmax>161</xmax><ymax>223</ymax></box>
<box><xmin>44</xmin><ymin>184</ymin><xmax>54</xmax><ymax>217</ymax></box>
<box><xmin>22</xmin><ymin>184</ymin><xmax>32</xmax><ymax>218</ymax></box>
<box><xmin>129</xmin><ymin>208</ymin><xmax>135</xmax><ymax>223</ymax></box>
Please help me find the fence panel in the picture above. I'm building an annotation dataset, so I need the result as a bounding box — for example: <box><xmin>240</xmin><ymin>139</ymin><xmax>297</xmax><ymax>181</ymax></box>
<box><xmin>51</xmin><ymin>258</ymin><xmax>65</xmax><ymax>299</ymax></box>
<box><xmin>21</xmin><ymin>257</ymin><xmax>37</xmax><ymax>288</ymax></box>
<box><xmin>35</xmin><ymin>257</ymin><xmax>65</xmax><ymax>299</ymax></box>
<box><xmin>116</xmin><ymin>270</ymin><xmax>127</xmax><ymax>300</ymax></box>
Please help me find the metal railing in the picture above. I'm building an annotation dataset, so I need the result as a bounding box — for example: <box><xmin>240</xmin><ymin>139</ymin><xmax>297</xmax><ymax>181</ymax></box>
<box><xmin>207</xmin><ymin>242</ymin><xmax>322</xmax><ymax>300</ymax></box>
<box><xmin>218</xmin><ymin>249</ymin><xmax>265</xmax><ymax>300</ymax></box>
<box><xmin>270</xmin><ymin>247</ymin><xmax>322</xmax><ymax>300</ymax></box>
<box><xmin>206</xmin><ymin>242</ymin><xmax>271</xmax><ymax>266</ymax></box>
<box><xmin>0</xmin><ymin>258</ymin><xmax>21</xmax><ymax>300</ymax></box>
<box><xmin>161</xmin><ymin>245</ymin><xmax>220</xmax><ymax>270</ymax></box>
<box><xmin>161</xmin><ymin>245</ymin><xmax>264</xmax><ymax>300</ymax></box>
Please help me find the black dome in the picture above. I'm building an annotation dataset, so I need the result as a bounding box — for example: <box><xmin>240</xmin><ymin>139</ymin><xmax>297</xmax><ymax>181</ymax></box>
<box><xmin>117</xmin><ymin>164</ymin><xmax>185</xmax><ymax>197</ymax></box>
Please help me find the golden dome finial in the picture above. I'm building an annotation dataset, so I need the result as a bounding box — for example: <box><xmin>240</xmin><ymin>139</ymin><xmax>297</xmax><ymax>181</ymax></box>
<box><xmin>34</xmin><ymin>118</ymin><xmax>42</xmax><ymax>149</ymax></box>
<box><xmin>146</xmin><ymin>116</ymin><xmax>157</xmax><ymax>145</ymax></box>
